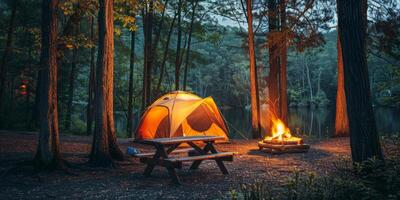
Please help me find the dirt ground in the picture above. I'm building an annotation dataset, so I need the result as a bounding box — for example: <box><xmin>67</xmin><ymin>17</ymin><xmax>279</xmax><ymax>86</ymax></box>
<box><xmin>0</xmin><ymin>131</ymin><xmax>352</xmax><ymax>199</ymax></box>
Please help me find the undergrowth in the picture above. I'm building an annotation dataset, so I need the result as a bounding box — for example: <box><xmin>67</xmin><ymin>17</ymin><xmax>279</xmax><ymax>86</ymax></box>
<box><xmin>226</xmin><ymin>136</ymin><xmax>400</xmax><ymax>200</ymax></box>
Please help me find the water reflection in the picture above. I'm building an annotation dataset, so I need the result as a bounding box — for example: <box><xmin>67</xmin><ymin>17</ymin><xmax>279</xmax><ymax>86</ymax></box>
<box><xmin>220</xmin><ymin>107</ymin><xmax>400</xmax><ymax>139</ymax></box>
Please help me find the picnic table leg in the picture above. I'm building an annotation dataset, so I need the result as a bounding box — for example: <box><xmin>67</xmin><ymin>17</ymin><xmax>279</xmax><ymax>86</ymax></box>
<box><xmin>143</xmin><ymin>144</ymin><xmax>165</xmax><ymax>177</ymax></box>
<box><xmin>144</xmin><ymin>164</ymin><xmax>155</xmax><ymax>177</ymax></box>
<box><xmin>208</xmin><ymin>143</ymin><xmax>229</xmax><ymax>175</ymax></box>
<box><xmin>189</xmin><ymin>161</ymin><xmax>202</xmax><ymax>170</ymax></box>
<box><xmin>215</xmin><ymin>158</ymin><xmax>229</xmax><ymax>174</ymax></box>
<box><xmin>189</xmin><ymin>142</ymin><xmax>212</xmax><ymax>170</ymax></box>
<box><xmin>167</xmin><ymin>167</ymin><xmax>180</xmax><ymax>184</ymax></box>
<box><xmin>155</xmin><ymin>144</ymin><xmax>181</xmax><ymax>184</ymax></box>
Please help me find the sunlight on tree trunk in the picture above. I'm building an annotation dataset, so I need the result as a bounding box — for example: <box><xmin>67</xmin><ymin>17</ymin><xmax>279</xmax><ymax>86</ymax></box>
<box><xmin>267</xmin><ymin>0</ymin><xmax>280</xmax><ymax>132</ymax></box>
<box><xmin>337</xmin><ymin>0</ymin><xmax>383</xmax><ymax>162</ymax></box>
<box><xmin>279</xmin><ymin>0</ymin><xmax>288</xmax><ymax>124</ymax></box>
<box><xmin>90</xmin><ymin>0</ymin><xmax>124</xmax><ymax>167</ymax></box>
<box><xmin>334</xmin><ymin>33</ymin><xmax>349</xmax><ymax>137</ymax></box>
<box><xmin>246</xmin><ymin>0</ymin><xmax>261</xmax><ymax>139</ymax></box>
<box><xmin>34</xmin><ymin>0</ymin><xmax>62</xmax><ymax>169</ymax></box>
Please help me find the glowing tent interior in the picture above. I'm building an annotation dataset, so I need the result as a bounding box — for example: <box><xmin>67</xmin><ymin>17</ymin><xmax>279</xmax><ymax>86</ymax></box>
<box><xmin>136</xmin><ymin>91</ymin><xmax>229</xmax><ymax>142</ymax></box>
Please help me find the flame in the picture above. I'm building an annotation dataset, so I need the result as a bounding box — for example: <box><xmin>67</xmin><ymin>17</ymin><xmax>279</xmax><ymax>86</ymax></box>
<box><xmin>263</xmin><ymin>117</ymin><xmax>302</xmax><ymax>144</ymax></box>
<box><xmin>271</xmin><ymin>118</ymin><xmax>291</xmax><ymax>140</ymax></box>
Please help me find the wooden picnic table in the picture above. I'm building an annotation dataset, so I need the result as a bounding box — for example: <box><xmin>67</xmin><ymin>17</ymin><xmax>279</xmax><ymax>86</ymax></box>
<box><xmin>133</xmin><ymin>136</ymin><xmax>234</xmax><ymax>184</ymax></box>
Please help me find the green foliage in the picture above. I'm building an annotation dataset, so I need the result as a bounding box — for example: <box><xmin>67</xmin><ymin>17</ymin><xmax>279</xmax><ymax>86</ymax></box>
<box><xmin>0</xmin><ymin>0</ymin><xmax>399</xmax><ymax>134</ymax></box>
<box><xmin>285</xmin><ymin>171</ymin><xmax>376</xmax><ymax>200</ymax></box>
<box><xmin>228</xmin><ymin>181</ymin><xmax>273</xmax><ymax>200</ymax></box>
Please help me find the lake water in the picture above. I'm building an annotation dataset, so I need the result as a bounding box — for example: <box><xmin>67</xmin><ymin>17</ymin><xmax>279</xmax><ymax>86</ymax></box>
<box><xmin>221</xmin><ymin>107</ymin><xmax>400</xmax><ymax>139</ymax></box>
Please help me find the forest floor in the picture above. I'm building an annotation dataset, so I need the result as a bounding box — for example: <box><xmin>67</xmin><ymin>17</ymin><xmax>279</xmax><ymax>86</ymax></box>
<box><xmin>0</xmin><ymin>131</ymin><xmax>362</xmax><ymax>199</ymax></box>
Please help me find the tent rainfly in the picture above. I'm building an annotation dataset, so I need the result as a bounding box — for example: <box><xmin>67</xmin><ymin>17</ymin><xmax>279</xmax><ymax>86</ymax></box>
<box><xmin>136</xmin><ymin>91</ymin><xmax>229</xmax><ymax>142</ymax></box>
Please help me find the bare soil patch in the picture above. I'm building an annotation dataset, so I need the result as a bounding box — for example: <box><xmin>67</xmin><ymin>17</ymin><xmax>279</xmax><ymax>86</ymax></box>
<box><xmin>0</xmin><ymin>131</ymin><xmax>351</xmax><ymax>199</ymax></box>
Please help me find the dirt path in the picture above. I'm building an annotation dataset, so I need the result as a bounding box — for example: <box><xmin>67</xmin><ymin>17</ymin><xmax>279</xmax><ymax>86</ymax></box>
<box><xmin>0</xmin><ymin>132</ymin><xmax>351</xmax><ymax>199</ymax></box>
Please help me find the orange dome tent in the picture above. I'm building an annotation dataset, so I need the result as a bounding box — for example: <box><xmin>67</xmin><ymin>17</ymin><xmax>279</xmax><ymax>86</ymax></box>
<box><xmin>136</xmin><ymin>91</ymin><xmax>229</xmax><ymax>142</ymax></box>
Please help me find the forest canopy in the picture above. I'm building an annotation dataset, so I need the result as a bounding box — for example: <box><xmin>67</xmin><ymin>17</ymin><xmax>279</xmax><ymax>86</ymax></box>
<box><xmin>0</xmin><ymin>0</ymin><xmax>399</xmax><ymax>136</ymax></box>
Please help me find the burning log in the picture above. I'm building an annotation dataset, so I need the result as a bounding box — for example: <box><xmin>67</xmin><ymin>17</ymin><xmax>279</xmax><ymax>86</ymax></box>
<box><xmin>258</xmin><ymin>142</ymin><xmax>310</xmax><ymax>154</ymax></box>
<box><xmin>258</xmin><ymin>118</ymin><xmax>309</xmax><ymax>154</ymax></box>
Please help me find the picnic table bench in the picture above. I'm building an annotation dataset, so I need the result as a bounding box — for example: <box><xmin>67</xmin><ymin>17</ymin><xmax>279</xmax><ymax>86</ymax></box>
<box><xmin>132</xmin><ymin>136</ymin><xmax>234</xmax><ymax>184</ymax></box>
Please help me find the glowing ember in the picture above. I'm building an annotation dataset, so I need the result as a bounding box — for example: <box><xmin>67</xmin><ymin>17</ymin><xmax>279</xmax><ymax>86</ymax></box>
<box><xmin>263</xmin><ymin>118</ymin><xmax>302</xmax><ymax>145</ymax></box>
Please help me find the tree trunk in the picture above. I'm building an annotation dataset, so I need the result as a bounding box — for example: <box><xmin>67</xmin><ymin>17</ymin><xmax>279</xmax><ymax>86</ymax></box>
<box><xmin>142</xmin><ymin>1</ymin><xmax>154</xmax><ymax>111</ymax></box>
<box><xmin>127</xmin><ymin>31</ymin><xmax>135</xmax><ymax>138</ymax></box>
<box><xmin>0</xmin><ymin>0</ymin><xmax>18</xmax><ymax>109</ymax></box>
<box><xmin>175</xmin><ymin>0</ymin><xmax>183</xmax><ymax>91</ymax></box>
<box><xmin>87</xmin><ymin>16</ymin><xmax>95</xmax><ymax>136</ymax></box>
<box><xmin>182</xmin><ymin>0</ymin><xmax>199</xmax><ymax>91</ymax></box>
<box><xmin>33</xmin><ymin>71</ymin><xmax>43</xmax><ymax>128</ymax></box>
<box><xmin>337</xmin><ymin>0</ymin><xmax>384</xmax><ymax>162</ymax></box>
<box><xmin>155</xmin><ymin>11</ymin><xmax>178</xmax><ymax>96</ymax></box>
<box><xmin>267</xmin><ymin>0</ymin><xmax>279</xmax><ymax>126</ymax></box>
<box><xmin>305</xmin><ymin>58</ymin><xmax>313</xmax><ymax>107</ymax></box>
<box><xmin>246</xmin><ymin>0</ymin><xmax>261</xmax><ymax>139</ymax></box>
<box><xmin>90</xmin><ymin>0</ymin><xmax>124</xmax><ymax>167</ymax></box>
<box><xmin>334</xmin><ymin>33</ymin><xmax>349</xmax><ymax>137</ymax></box>
<box><xmin>152</xmin><ymin>0</ymin><xmax>169</xmax><ymax>75</ymax></box>
<box><xmin>279</xmin><ymin>0</ymin><xmax>288</xmax><ymax>124</ymax></box>
<box><xmin>65</xmin><ymin>24</ymin><xmax>79</xmax><ymax>130</ymax></box>
<box><xmin>34</xmin><ymin>0</ymin><xmax>62</xmax><ymax>169</ymax></box>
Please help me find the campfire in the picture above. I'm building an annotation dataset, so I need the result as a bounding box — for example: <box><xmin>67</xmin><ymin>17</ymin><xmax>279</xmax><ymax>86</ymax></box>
<box><xmin>258</xmin><ymin>118</ymin><xmax>309</xmax><ymax>154</ymax></box>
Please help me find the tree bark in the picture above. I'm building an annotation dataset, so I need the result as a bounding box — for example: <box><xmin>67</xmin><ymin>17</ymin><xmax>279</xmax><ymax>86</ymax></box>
<box><xmin>337</xmin><ymin>0</ymin><xmax>384</xmax><ymax>162</ymax></box>
<box><xmin>246</xmin><ymin>0</ymin><xmax>261</xmax><ymax>139</ymax></box>
<box><xmin>127</xmin><ymin>31</ymin><xmax>135</xmax><ymax>138</ymax></box>
<box><xmin>34</xmin><ymin>0</ymin><xmax>62</xmax><ymax>168</ymax></box>
<box><xmin>334</xmin><ymin>32</ymin><xmax>349</xmax><ymax>137</ymax></box>
<box><xmin>142</xmin><ymin>1</ymin><xmax>154</xmax><ymax>111</ymax></box>
<box><xmin>87</xmin><ymin>16</ymin><xmax>95</xmax><ymax>136</ymax></box>
<box><xmin>90</xmin><ymin>0</ymin><xmax>124</xmax><ymax>167</ymax></box>
<box><xmin>182</xmin><ymin>0</ymin><xmax>199</xmax><ymax>91</ymax></box>
<box><xmin>267</xmin><ymin>0</ymin><xmax>279</xmax><ymax>127</ymax></box>
<box><xmin>175</xmin><ymin>0</ymin><xmax>183</xmax><ymax>91</ymax></box>
<box><xmin>279</xmin><ymin>0</ymin><xmax>288</xmax><ymax>124</ymax></box>
<box><xmin>0</xmin><ymin>0</ymin><xmax>18</xmax><ymax>109</ymax></box>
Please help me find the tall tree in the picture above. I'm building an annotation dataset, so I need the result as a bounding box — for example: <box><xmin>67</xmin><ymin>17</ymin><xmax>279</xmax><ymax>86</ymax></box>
<box><xmin>142</xmin><ymin>0</ymin><xmax>154</xmax><ymax>110</ymax></box>
<box><xmin>127</xmin><ymin>31</ymin><xmax>136</xmax><ymax>138</ymax></box>
<box><xmin>182</xmin><ymin>0</ymin><xmax>199</xmax><ymax>91</ymax></box>
<box><xmin>87</xmin><ymin>16</ymin><xmax>96</xmax><ymax>136</ymax></box>
<box><xmin>34</xmin><ymin>0</ymin><xmax>62</xmax><ymax>168</ymax></box>
<box><xmin>175</xmin><ymin>0</ymin><xmax>183</xmax><ymax>90</ymax></box>
<box><xmin>0</xmin><ymin>0</ymin><xmax>18</xmax><ymax>109</ymax></box>
<box><xmin>279</xmin><ymin>0</ymin><xmax>288</xmax><ymax>124</ymax></box>
<box><xmin>244</xmin><ymin>0</ymin><xmax>261</xmax><ymax>138</ymax></box>
<box><xmin>334</xmin><ymin>32</ymin><xmax>349</xmax><ymax>137</ymax></box>
<box><xmin>152</xmin><ymin>0</ymin><xmax>169</xmax><ymax>75</ymax></box>
<box><xmin>155</xmin><ymin>11</ymin><xmax>178</xmax><ymax>96</ymax></box>
<box><xmin>337</xmin><ymin>0</ymin><xmax>384</xmax><ymax>162</ymax></box>
<box><xmin>267</xmin><ymin>0</ymin><xmax>280</xmax><ymax>124</ymax></box>
<box><xmin>90</xmin><ymin>0</ymin><xmax>124</xmax><ymax>166</ymax></box>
